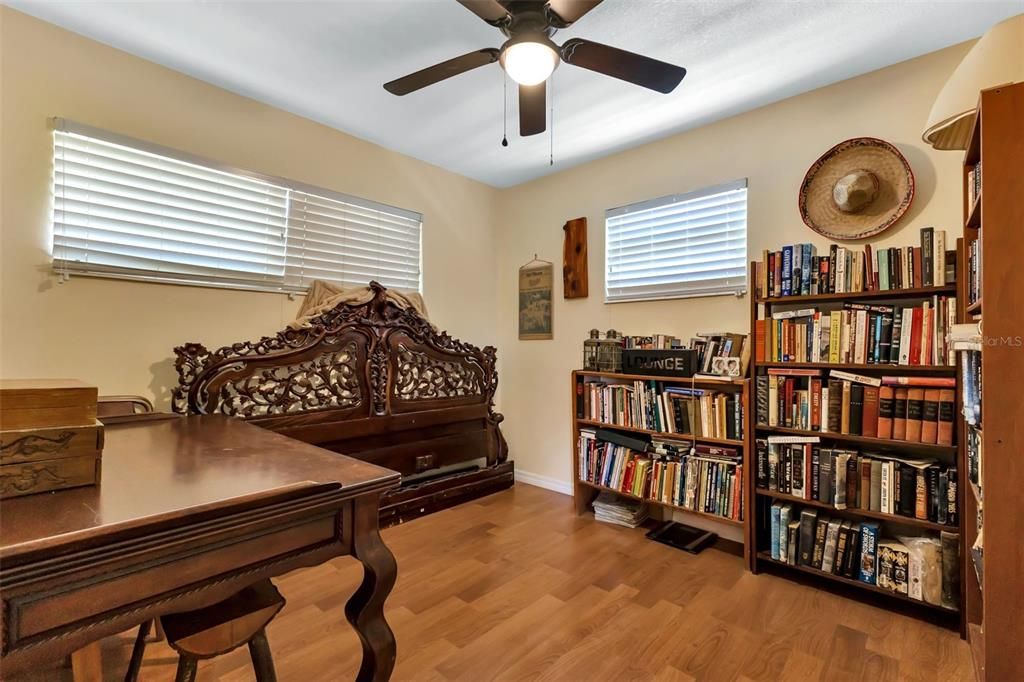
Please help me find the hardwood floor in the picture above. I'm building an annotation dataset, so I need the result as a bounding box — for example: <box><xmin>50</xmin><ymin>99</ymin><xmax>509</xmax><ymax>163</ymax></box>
<box><xmin>22</xmin><ymin>484</ymin><xmax>973</xmax><ymax>681</ymax></box>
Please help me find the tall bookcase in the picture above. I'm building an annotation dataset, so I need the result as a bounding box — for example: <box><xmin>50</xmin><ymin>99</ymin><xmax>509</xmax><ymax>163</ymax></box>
<box><xmin>959</xmin><ymin>83</ymin><xmax>1024</xmax><ymax>682</ymax></box>
<box><xmin>570</xmin><ymin>370</ymin><xmax>751</xmax><ymax>564</ymax></box>
<box><xmin>748</xmin><ymin>260</ymin><xmax>964</xmax><ymax>629</ymax></box>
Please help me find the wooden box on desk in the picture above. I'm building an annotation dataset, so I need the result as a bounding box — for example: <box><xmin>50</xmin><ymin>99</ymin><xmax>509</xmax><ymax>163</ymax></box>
<box><xmin>0</xmin><ymin>379</ymin><xmax>102</xmax><ymax>499</ymax></box>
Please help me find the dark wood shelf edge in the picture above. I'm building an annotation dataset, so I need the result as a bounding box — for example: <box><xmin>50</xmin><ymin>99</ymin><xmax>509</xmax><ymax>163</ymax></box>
<box><xmin>754</xmin><ymin>425</ymin><xmax>957</xmax><ymax>455</ymax></box>
<box><xmin>574</xmin><ymin>369</ymin><xmax>747</xmax><ymax>388</ymax></box>
<box><xmin>756</xmin><ymin>285</ymin><xmax>956</xmax><ymax>305</ymax></box>
<box><xmin>754</xmin><ymin>488</ymin><xmax>956</xmax><ymax>532</ymax></box>
<box><xmin>756</xmin><ymin>362</ymin><xmax>956</xmax><ymax>373</ymax></box>
<box><xmin>576</xmin><ymin>479</ymin><xmax>744</xmax><ymax>527</ymax></box>
<box><xmin>756</xmin><ymin>552</ymin><xmax>959</xmax><ymax>615</ymax></box>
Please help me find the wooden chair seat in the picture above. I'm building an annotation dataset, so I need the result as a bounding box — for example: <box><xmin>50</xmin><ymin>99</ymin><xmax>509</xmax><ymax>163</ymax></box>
<box><xmin>126</xmin><ymin>580</ymin><xmax>285</xmax><ymax>682</ymax></box>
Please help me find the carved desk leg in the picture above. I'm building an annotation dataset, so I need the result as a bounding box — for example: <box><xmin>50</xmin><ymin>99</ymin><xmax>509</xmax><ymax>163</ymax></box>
<box><xmin>344</xmin><ymin>495</ymin><xmax>397</xmax><ymax>682</ymax></box>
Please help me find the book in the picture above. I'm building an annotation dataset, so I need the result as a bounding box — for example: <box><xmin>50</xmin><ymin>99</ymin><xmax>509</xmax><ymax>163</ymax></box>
<box><xmin>920</xmin><ymin>388</ymin><xmax>939</xmax><ymax>444</ymax></box>
<box><xmin>822</xmin><ymin>518</ymin><xmax>842</xmax><ymax>572</ymax></box>
<box><xmin>877</xmin><ymin>386</ymin><xmax>895</xmax><ymax>439</ymax></box>
<box><xmin>798</xmin><ymin>508</ymin><xmax>818</xmax><ymax>566</ymax></box>
<box><xmin>812</xmin><ymin>516</ymin><xmax>829</xmax><ymax>569</ymax></box>
<box><xmin>859</xmin><ymin>521</ymin><xmax>881</xmax><ymax>584</ymax></box>
<box><xmin>937</xmin><ymin>389</ymin><xmax>955</xmax><ymax>446</ymax></box>
<box><xmin>849</xmin><ymin>384</ymin><xmax>864</xmax><ymax>436</ymax></box>
<box><xmin>892</xmin><ymin>388</ymin><xmax>909</xmax><ymax>440</ymax></box>
<box><xmin>905</xmin><ymin>388</ymin><xmax>924</xmax><ymax>442</ymax></box>
<box><xmin>861</xmin><ymin>386</ymin><xmax>879</xmax><ymax>438</ymax></box>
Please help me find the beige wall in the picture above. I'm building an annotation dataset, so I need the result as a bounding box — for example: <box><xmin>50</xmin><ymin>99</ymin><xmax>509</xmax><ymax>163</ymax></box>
<box><xmin>0</xmin><ymin>8</ymin><xmax>499</xmax><ymax>408</ymax></box>
<box><xmin>495</xmin><ymin>43</ymin><xmax>970</xmax><ymax>496</ymax></box>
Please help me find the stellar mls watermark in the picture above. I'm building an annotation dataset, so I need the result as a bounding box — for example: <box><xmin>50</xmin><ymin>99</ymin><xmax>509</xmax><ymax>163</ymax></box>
<box><xmin>979</xmin><ymin>336</ymin><xmax>1024</xmax><ymax>347</ymax></box>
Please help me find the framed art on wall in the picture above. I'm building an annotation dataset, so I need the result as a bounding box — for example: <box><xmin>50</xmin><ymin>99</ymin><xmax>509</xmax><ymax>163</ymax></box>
<box><xmin>519</xmin><ymin>257</ymin><xmax>553</xmax><ymax>340</ymax></box>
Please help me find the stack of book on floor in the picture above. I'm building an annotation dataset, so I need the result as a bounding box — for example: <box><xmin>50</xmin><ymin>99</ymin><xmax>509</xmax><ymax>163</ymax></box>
<box><xmin>578</xmin><ymin>429</ymin><xmax>743</xmax><ymax>521</ymax></box>
<box><xmin>754</xmin><ymin>227</ymin><xmax>954</xmax><ymax>298</ymax></box>
<box><xmin>592</xmin><ymin>492</ymin><xmax>648</xmax><ymax>528</ymax></box>
<box><xmin>768</xmin><ymin>502</ymin><xmax>960</xmax><ymax>609</ymax></box>
<box><xmin>580</xmin><ymin>380</ymin><xmax>743</xmax><ymax>440</ymax></box>
<box><xmin>756</xmin><ymin>437</ymin><xmax>958</xmax><ymax>526</ymax></box>
<box><xmin>755</xmin><ymin>370</ymin><xmax>955</xmax><ymax>445</ymax></box>
<box><xmin>756</xmin><ymin>296</ymin><xmax>956</xmax><ymax>366</ymax></box>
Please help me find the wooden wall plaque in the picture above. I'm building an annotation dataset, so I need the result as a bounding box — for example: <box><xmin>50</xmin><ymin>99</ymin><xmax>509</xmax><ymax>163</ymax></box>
<box><xmin>562</xmin><ymin>217</ymin><xmax>588</xmax><ymax>299</ymax></box>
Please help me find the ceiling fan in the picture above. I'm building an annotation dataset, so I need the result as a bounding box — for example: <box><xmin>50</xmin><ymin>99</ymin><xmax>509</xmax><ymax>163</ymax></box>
<box><xmin>383</xmin><ymin>0</ymin><xmax>687</xmax><ymax>137</ymax></box>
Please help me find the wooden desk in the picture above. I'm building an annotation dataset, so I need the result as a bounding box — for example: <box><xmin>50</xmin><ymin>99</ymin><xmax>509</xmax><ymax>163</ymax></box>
<box><xmin>0</xmin><ymin>415</ymin><xmax>401</xmax><ymax>681</ymax></box>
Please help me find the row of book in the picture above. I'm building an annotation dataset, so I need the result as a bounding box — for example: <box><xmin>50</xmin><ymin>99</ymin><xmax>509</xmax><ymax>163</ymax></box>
<box><xmin>578</xmin><ymin>380</ymin><xmax>744</xmax><ymax>441</ymax></box>
<box><xmin>578</xmin><ymin>430</ymin><xmax>743</xmax><ymax>521</ymax></box>
<box><xmin>755</xmin><ymin>370</ymin><xmax>956</xmax><ymax>446</ymax></box>
<box><xmin>691</xmin><ymin>332</ymin><xmax>750</xmax><ymax>375</ymax></box>
<box><xmin>756</xmin><ymin>439</ymin><xmax>958</xmax><ymax>525</ymax></box>
<box><xmin>755</xmin><ymin>228</ymin><xmax>954</xmax><ymax>298</ymax></box>
<box><xmin>622</xmin><ymin>334</ymin><xmax>684</xmax><ymax>350</ymax></box>
<box><xmin>755</xmin><ymin>297</ymin><xmax>956</xmax><ymax>366</ymax></box>
<box><xmin>967</xmin><ymin>238</ymin><xmax>982</xmax><ymax>307</ymax></box>
<box><xmin>767</xmin><ymin>503</ymin><xmax>960</xmax><ymax>608</ymax></box>
<box><xmin>966</xmin><ymin>161</ymin><xmax>982</xmax><ymax>208</ymax></box>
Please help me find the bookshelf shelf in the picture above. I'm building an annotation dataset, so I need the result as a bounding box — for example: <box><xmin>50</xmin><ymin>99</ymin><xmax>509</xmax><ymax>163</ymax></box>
<box><xmin>754</xmin><ymin>488</ymin><xmax>954</xmax><ymax>532</ymax></box>
<box><xmin>755</xmin><ymin>284</ymin><xmax>956</xmax><ymax>305</ymax></box>
<box><xmin>578</xmin><ymin>479</ymin><xmax>744</xmax><ymax>527</ymax></box>
<box><xmin>753</xmin><ymin>425</ymin><xmax>957</xmax><ymax>456</ymax></box>
<box><xmin>758</xmin><ymin>361</ymin><xmax>955</xmax><ymax>374</ymax></box>
<box><xmin>966</xmin><ymin>299</ymin><xmax>982</xmax><ymax>316</ymax></box>
<box><xmin>756</xmin><ymin>552</ymin><xmax>959</xmax><ymax>614</ymax></box>
<box><xmin>576</xmin><ymin>419</ymin><xmax>744</xmax><ymax>447</ymax></box>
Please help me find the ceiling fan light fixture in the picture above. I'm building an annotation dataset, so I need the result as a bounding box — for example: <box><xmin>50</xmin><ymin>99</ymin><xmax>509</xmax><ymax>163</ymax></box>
<box><xmin>500</xmin><ymin>38</ymin><xmax>558</xmax><ymax>86</ymax></box>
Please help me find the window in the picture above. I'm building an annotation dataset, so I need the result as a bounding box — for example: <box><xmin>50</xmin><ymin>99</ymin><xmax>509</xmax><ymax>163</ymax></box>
<box><xmin>605</xmin><ymin>180</ymin><xmax>748</xmax><ymax>303</ymax></box>
<box><xmin>51</xmin><ymin>120</ymin><xmax>422</xmax><ymax>293</ymax></box>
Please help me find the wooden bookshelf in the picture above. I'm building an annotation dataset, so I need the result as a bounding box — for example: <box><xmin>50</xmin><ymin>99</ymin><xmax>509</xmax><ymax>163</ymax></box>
<box><xmin>960</xmin><ymin>83</ymin><xmax>1024</xmax><ymax>682</ymax></box>
<box><xmin>570</xmin><ymin>369</ymin><xmax>751</xmax><ymax>563</ymax></box>
<box><xmin>749</xmin><ymin>245</ymin><xmax>964</xmax><ymax>630</ymax></box>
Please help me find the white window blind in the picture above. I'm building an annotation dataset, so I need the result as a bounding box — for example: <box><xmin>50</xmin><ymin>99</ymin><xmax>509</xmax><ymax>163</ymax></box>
<box><xmin>51</xmin><ymin>120</ymin><xmax>422</xmax><ymax>293</ymax></box>
<box><xmin>605</xmin><ymin>180</ymin><xmax>748</xmax><ymax>303</ymax></box>
<box><xmin>285</xmin><ymin>191</ymin><xmax>422</xmax><ymax>292</ymax></box>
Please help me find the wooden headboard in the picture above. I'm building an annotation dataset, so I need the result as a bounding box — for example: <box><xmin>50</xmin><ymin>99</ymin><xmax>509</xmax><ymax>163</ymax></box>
<box><xmin>172</xmin><ymin>282</ymin><xmax>511</xmax><ymax>523</ymax></box>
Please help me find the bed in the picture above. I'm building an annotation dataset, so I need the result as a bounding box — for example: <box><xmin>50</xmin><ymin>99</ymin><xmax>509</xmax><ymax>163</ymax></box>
<box><xmin>172</xmin><ymin>282</ymin><xmax>513</xmax><ymax>525</ymax></box>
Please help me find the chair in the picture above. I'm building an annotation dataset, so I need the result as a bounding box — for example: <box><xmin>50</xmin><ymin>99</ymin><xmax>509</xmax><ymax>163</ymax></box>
<box><xmin>126</xmin><ymin>580</ymin><xmax>285</xmax><ymax>682</ymax></box>
<box><xmin>97</xmin><ymin>395</ymin><xmax>154</xmax><ymax>417</ymax></box>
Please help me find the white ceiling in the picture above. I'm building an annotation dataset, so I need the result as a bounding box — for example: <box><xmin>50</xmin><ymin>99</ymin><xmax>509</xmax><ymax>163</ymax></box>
<box><xmin>9</xmin><ymin>0</ymin><xmax>1020</xmax><ymax>187</ymax></box>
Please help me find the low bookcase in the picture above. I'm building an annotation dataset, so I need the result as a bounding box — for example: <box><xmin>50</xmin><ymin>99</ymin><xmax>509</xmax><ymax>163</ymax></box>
<box><xmin>748</xmin><ymin>253</ymin><xmax>965</xmax><ymax>631</ymax></box>
<box><xmin>570</xmin><ymin>370</ymin><xmax>751</xmax><ymax>564</ymax></box>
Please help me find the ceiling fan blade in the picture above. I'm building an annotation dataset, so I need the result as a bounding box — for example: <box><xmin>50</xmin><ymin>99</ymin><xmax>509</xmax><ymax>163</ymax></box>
<box><xmin>384</xmin><ymin>49</ymin><xmax>500</xmax><ymax>95</ymax></box>
<box><xmin>519</xmin><ymin>83</ymin><xmax>546</xmax><ymax>136</ymax></box>
<box><xmin>456</xmin><ymin>0</ymin><xmax>511</xmax><ymax>25</ymax></box>
<box><xmin>545</xmin><ymin>0</ymin><xmax>603</xmax><ymax>27</ymax></box>
<box><xmin>561</xmin><ymin>38</ymin><xmax>686</xmax><ymax>94</ymax></box>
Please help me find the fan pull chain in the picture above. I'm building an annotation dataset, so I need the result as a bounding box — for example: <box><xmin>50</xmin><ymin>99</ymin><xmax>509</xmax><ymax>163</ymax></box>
<box><xmin>501</xmin><ymin>74</ymin><xmax>509</xmax><ymax>147</ymax></box>
<box><xmin>549</xmin><ymin>73</ymin><xmax>555</xmax><ymax>166</ymax></box>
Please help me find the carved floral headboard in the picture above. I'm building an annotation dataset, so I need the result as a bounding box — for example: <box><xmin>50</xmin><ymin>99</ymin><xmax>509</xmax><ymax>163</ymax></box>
<box><xmin>172</xmin><ymin>282</ymin><xmax>500</xmax><ymax>424</ymax></box>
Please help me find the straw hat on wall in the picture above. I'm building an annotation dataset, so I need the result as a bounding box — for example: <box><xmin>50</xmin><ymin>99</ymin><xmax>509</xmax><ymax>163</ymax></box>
<box><xmin>798</xmin><ymin>137</ymin><xmax>915</xmax><ymax>241</ymax></box>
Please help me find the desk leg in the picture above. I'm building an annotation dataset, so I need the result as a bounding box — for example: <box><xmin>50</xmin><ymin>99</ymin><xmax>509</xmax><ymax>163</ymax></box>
<box><xmin>344</xmin><ymin>496</ymin><xmax>397</xmax><ymax>682</ymax></box>
<box><xmin>71</xmin><ymin>641</ymin><xmax>103</xmax><ymax>682</ymax></box>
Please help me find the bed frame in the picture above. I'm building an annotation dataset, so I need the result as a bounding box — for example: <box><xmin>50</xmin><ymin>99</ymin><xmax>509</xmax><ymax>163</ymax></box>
<box><xmin>172</xmin><ymin>282</ymin><xmax>513</xmax><ymax>526</ymax></box>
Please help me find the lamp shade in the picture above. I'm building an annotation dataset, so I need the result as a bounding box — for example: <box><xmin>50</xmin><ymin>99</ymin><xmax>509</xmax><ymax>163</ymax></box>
<box><xmin>923</xmin><ymin>14</ymin><xmax>1024</xmax><ymax>150</ymax></box>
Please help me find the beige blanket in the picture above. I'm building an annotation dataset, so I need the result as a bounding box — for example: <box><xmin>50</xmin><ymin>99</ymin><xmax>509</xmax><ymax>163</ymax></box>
<box><xmin>290</xmin><ymin>280</ymin><xmax>431</xmax><ymax>329</ymax></box>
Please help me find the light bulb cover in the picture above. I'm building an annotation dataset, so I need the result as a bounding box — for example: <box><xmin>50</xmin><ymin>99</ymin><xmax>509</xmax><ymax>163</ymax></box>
<box><xmin>500</xmin><ymin>37</ymin><xmax>559</xmax><ymax>86</ymax></box>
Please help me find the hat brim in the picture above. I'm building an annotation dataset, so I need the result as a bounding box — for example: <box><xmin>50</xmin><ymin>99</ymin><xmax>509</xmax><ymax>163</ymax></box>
<box><xmin>799</xmin><ymin>137</ymin><xmax>915</xmax><ymax>241</ymax></box>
